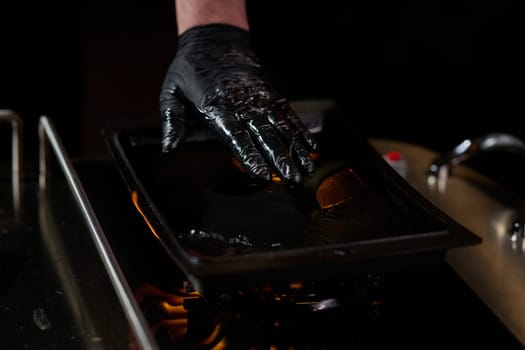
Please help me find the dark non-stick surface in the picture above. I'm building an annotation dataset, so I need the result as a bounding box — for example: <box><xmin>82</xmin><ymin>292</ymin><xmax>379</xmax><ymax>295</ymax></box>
<box><xmin>103</xmin><ymin>112</ymin><xmax>480</xmax><ymax>293</ymax></box>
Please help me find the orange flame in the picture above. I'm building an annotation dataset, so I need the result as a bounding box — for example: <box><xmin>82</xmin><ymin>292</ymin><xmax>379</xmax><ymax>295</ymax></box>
<box><xmin>131</xmin><ymin>190</ymin><xmax>160</xmax><ymax>240</ymax></box>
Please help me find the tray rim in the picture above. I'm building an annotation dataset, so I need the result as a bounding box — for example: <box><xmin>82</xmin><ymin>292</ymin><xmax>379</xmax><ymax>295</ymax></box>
<box><xmin>102</xmin><ymin>115</ymin><xmax>481</xmax><ymax>292</ymax></box>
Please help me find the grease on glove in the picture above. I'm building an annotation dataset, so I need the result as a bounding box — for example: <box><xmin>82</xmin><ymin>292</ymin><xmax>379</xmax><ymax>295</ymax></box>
<box><xmin>159</xmin><ymin>24</ymin><xmax>319</xmax><ymax>183</ymax></box>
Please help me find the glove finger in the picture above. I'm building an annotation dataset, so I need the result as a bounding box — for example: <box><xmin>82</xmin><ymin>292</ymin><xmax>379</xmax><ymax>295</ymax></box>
<box><xmin>209</xmin><ymin>111</ymin><xmax>271</xmax><ymax>181</ymax></box>
<box><xmin>159</xmin><ymin>85</ymin><xmax>186</xmax><ymax>152</ymax></box>
<box><xmin>244</xmin><ymin>112</ymin><xmax>302</xmax><ymax>183</ymax></box>
<box><xmin>275</xmin><ymin>99</ymin><xmax>320</xmax><ymax>152</ymax></box>
<box><xmin>267</xmin><ymin>110</ymin><xmax>315</xmax><ymax>174</ymax></box>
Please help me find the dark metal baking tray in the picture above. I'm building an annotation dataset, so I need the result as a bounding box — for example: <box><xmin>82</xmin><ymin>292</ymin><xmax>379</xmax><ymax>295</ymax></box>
<box><xmin>102</xmin><ymin>108</ymin><xmax>480</xmax><ymax>294</ymax></box>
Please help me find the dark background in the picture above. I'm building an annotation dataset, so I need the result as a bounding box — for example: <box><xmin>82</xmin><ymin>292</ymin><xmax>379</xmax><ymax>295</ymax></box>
<box><xmin>0</xmin><ymin>0</ymin><xmax>522</xmax><ymax>164</ymax></box>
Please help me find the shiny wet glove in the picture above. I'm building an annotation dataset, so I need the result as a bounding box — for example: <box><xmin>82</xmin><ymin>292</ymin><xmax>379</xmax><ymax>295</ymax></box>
<box><xmin>159</xmin><ymin>24</ymin><xmax>319</xmax><ymax>183</ymax></box>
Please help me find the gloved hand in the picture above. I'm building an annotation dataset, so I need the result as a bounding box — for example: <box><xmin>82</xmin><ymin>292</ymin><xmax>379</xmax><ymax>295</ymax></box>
<box><xmin>159</xmin><ymin>24</ymin><xmax>319</xmax><ymax>183</ymax></box>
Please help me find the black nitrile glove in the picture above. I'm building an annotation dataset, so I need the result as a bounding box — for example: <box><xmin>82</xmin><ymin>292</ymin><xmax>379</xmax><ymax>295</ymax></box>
<box><xmin>159</xmin><ymin>24</ymin><xmax>319</xmax><ymax>183</ymax></box>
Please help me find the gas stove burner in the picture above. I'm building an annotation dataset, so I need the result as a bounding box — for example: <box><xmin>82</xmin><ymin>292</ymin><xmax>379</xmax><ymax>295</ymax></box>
<box><xmin>136</xmin><ymin>273</ymin><xmax>385</xmax><ymax>349</ymax></box>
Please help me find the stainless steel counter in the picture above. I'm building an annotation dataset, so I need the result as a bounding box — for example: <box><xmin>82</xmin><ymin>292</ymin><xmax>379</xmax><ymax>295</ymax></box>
<box><xmin>1</xmin><ymin>113</ymin><xmax>140</xmax><ymax>349</ymax></box>
<box><xmin>370</xmin><ymin>138</ymin><xmax>525</xmax><ymax>346</ymax></box>
<box><xmin>2</xmin><ymin>111</ymin><xmax>524</xmax><ymax>349</ymax></box>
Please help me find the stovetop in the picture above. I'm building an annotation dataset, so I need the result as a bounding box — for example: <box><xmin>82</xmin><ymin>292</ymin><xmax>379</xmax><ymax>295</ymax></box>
<box><xmin>1</xmin><ymin>112</ymin><xmax>524</xmax><ymax>349</ymax></box>
<box><xmin>0</xmin><ymin>153</ymin><xmax>522</xmax><ymax>349</ymax></box>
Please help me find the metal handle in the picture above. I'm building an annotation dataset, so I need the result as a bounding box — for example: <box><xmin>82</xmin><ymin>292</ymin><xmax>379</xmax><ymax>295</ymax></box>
<box><xmin>428</xmin><ymin>133</ymin><xmax>525</xmax><ymax>183</ymax></box>
<box><xmin>38</xmin><ymin>116</ymin><xmax>158</xmax><ymax>350</ymax></box>
<box><xmin>428</xmin><ymin>133</ymin><xmax>525</xmax><ymax>240</ymax></box>
<box><xmin>0</xmin><ymin>109</ymin><xmax>23</xmax><ymax>221</ymax></box>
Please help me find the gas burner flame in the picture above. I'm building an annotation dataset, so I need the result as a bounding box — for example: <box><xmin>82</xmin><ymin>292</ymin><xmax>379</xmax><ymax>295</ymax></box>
<box><xmin>134</xmin><ymin>276</ymin><xmax>385</xmax><ymax>349</ymax></box>
<box><xmin>131</xmin><ymin>190</ymin><xmax>160</xmax><ymax>240</ymax></box>
<box><xmin>134</xmin><ymin>284</ymin><xmax>226</xmax><ymax>349</ymax></box>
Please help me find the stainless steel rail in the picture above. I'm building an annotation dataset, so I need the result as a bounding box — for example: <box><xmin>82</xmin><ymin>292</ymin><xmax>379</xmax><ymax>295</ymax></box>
<box><xmin>0</xmin><ymin>109</ymin><xmax>23</xmax><ymax>220</ymax></box>
<box><xmin>38</xmin><ymin>115</ymin><xmax>158</xmax><ymax>350</ymax></box>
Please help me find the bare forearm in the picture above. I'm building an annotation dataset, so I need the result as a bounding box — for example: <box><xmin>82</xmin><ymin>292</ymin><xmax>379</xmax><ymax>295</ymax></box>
<box><xmin>175</xmin><ymin>0</ymin><xmax>249</xmax><ymax>34</ymax></box>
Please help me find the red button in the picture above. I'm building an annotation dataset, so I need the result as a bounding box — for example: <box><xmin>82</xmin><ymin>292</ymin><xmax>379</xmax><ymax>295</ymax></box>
<box><xmin>385</xmin><ymin>151</ymin><xmax>402</xmax><ymax>161</ymax></box>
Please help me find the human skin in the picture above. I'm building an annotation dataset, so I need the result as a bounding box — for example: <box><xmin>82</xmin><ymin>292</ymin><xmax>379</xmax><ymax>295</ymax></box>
<box><xmin>175</xmin><ymin>0</ymin><xmax>250</xmax><ymax>34</ymax></box>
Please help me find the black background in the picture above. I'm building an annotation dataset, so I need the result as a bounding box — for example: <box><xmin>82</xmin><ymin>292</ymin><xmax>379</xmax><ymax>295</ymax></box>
<box><xmin>0</xmin><ymin>0</ymin><xmax>522</xmax><ymax>163</ymax></box>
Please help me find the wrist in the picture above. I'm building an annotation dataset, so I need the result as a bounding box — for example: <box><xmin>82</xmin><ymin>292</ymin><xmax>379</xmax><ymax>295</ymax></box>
<box><xmin>176</xmin><ymin>0</ymin><xmax>249</xmax><ymax>35</ymax></box>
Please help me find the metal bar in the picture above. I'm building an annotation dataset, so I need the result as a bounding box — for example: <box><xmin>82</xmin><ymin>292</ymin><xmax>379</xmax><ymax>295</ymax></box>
<box><xmin>38</xmin><ymin>196</ymin><xmax>106</xmax><ymax>350</ymax></box>
<box><xmin>0</xmin><ymin>109</ymin><xmax>23</xmax><ymax>221</ymax></box>
<box><xmin>38</xmin><ymin>115</ymin><xmax>158</xmax><ymax>350</ymax></box>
